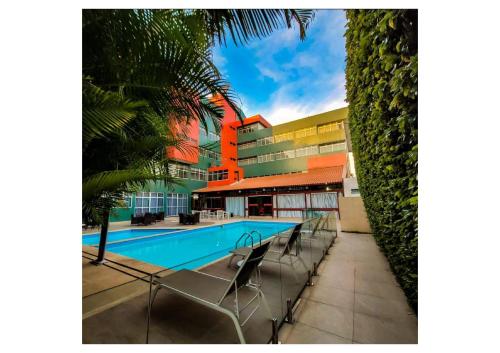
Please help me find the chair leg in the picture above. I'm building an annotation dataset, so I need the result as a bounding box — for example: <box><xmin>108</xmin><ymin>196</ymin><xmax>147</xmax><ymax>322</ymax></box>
<box><xmin>286</xmin><ymin>256</ymin><xmax>300</xmax><ymax>283</ymax></box>
<box><xmin>150</xmin><ymin>285</ymin><xmax>162</xmax><ymax>309</ymax></box>
<box><xmin>216</xmin><ymin>306</ymin><xmax>247</xmax><ymax>344</ymax></box>
<box><xmin>227</xmin><ymin>254</ymin><xmax>236</xmax><ymax>267</ymax></box>
<box><xmin>259</xmin><ymin>290</ymin><xmax>273</xmax><ymax>319</ymax></box>
<box><xmin>297</xmin><ymin>255</ymin><xmax>308</xmax><ymax>272</ymax></box>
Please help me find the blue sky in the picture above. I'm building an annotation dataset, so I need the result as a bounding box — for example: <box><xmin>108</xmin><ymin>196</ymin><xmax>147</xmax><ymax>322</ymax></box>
<box><xmin>212</xmin><ymin>10</ymin><xmax>347</xmax><ymax>125</ymax></box>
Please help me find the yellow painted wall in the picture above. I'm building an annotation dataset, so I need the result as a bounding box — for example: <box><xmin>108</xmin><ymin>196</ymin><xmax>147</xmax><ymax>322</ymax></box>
<box><xmin>339</xmin><ymin>196</ymin><xmax>372</xmax><ymax>233</ymax></box>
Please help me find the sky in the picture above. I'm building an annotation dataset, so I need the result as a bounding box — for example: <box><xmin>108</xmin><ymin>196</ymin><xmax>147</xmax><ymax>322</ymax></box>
<box><xmin>212</xmin><ymin>10</ymin><xmax>347</xmax><ymax>126</ymax></box>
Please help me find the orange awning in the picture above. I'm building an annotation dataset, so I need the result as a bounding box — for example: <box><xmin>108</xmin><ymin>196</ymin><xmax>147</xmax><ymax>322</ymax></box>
<box><xmin>194</xmin><ymin>166</ymin><xmax>345</xmax><ymax>193</ymax></box>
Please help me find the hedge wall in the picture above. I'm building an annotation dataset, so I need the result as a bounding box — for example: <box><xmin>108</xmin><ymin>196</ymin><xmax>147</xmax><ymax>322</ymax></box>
<box><xmin>345</xmin><ymin>10</ymin><xmax>418</xmax><ymax>312</ymax></box>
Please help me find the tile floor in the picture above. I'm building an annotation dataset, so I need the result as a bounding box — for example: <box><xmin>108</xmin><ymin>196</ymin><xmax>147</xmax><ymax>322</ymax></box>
<box><xmin>280</xmin><ymin>231</ymin><xmax>417</xmax><ymax>344</ymax></box>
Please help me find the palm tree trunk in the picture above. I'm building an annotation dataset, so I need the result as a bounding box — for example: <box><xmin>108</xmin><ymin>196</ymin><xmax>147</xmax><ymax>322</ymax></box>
<box><xmin>92</xmin><ymin>208</ymin><xmax>110</xmax><ymax>265</ymax></box>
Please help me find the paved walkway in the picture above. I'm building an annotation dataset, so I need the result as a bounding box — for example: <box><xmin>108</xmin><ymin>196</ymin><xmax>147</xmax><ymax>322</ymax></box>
<box><xmin>280</xmin><ymin>231</ymin><xmax>418</xmax><ymax>344</ymax></box>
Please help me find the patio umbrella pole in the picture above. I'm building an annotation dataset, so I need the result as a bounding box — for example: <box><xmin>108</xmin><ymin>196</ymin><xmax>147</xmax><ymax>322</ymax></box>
<box><xmin>92</xmin><ymin>208</ymin><xmax>110</xmax><ymax>265</ymax></box>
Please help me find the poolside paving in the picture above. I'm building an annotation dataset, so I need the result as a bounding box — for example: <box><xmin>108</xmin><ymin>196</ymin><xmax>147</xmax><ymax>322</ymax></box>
<box><xmin>81</xmin><ymin>216</ymin><xmax>418</xmax><ymax>344</ymax></box>
<box><xmin>279</xmin><ymin>231</ymin><xmax>418</xmax><ymax>344</ymax></box>
<box><xmin>82</xmin><ymin>227</ymin><xmax>313</xmax><ymax>344</ymax></box>
<box><xmin>82</xmin><ymin>216</ymin><xmax>302</xmax><ymax>320</ymax></box>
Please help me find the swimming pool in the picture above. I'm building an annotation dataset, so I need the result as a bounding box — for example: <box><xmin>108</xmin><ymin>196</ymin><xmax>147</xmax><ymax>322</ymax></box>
<box><xmin>82</xmin><ymin>228</ymin><xmax>181</xmax><ymax>246</ymax></box>
<box><xmin>103</xmin><ymin>221</ymin><xmax>296</xmax><ymax>270</ymax></box>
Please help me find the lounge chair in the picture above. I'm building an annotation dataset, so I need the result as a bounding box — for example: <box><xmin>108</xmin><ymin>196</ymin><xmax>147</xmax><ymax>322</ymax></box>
<box><xmin>131</xmin><ymin>214</ymin><xmax>144</xmax><ymax>225</ymax></box>
<box><xmin>228</xmin><ymin>223</ymin><xmax>307</xmax><ymax>281</ymax></box>
<box><xmin>149</xmin><ymin>241</ymin><xmax>273</xmax><ymax>344</ymax></box>
<box><xmin>179</xmin><ymin>213</ymin><xmax>186</xmax><ymax>225</ymax></box>
<box><xmin>193</xmin><ymin>212</ymin><xmax>200</xmax><ymax>224</ymax></box>
<box><xmin>153</xmin><ymin>212</ymin><xmax>164</xmax><ymax>222</ymax></box>
<box><xmin>143</xmin><ymin>213</ymin><xmax>152</xmax><ymax>226</ymax></box>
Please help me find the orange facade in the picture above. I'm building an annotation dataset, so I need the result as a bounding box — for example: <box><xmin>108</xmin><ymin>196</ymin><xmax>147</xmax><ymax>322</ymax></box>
<box><xmin>231</xmin><ymin>114</ymin><xmax>272</xmax><ymax>129</ymax></box>
<box><xmin>207</xmin><ymin>94</ymin><xmax>244</xmax><ymax>187</ymax></box>
<box><xmin>166</xmin><ymin>95</ymin><xmax>294</xmax><ymax>187</ymax></box>
<box><xmin>307</xmin><ymin>153</ymin><xmax>347</xmax><ymax>170</ymax></box>
<box><xmin>166</xmin><ymin>118</ymin><xmax>200</xmax><ymax>164</ymax></box>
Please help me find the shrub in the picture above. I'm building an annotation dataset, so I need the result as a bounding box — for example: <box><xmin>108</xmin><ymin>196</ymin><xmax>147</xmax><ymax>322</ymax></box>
<box><xmin>345</xmin><ymin>9</ymin><xmax>418</xmax><ymax>311</ymax></box>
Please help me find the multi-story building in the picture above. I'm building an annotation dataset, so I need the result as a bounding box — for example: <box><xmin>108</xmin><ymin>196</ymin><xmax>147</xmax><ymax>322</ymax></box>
<box><xmin>109</xmin><ymin>99</ymin><xmax>349</xmax><ymax>222</ymax></box>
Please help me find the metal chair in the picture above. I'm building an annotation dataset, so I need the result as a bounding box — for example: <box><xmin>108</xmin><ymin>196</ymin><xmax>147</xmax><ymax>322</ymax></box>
<box><xmin>148</xmin><ymin>242</ymin><xmax>273</xmax><ymax>344</ymax></box>
<box><xmin>228</xmin><ymin>223</ymin><xmax>307</xmax><ymax>278</ymax></box>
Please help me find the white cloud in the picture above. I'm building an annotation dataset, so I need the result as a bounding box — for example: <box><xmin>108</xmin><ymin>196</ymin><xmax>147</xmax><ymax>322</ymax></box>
<box><xmin>257</xmin><ymin>69</ymin><xmax>347</xmax><ymax>125</ymax></box>
<box><xmin>212</xmin><ymin>49</ymin><xmax>228</xmax><ymax>77</ymax></box>
<box><xmin>214</xmin><ymin>10</ymin><xmax>348</xmax><ymax>125</ymax></box>
<box><xmin>261</xmin><ymin>91</ymin><xmax>347</xmax><ymax>126</ymax></box>
<box><xmin>255</xmin><ymin>63</ymin><xmax>286</xmax><ymax>82</ymax></box>
<box><xmin>244</xmin><ymin>10</ymin><xmax>348</xmax><ymax>125</ymax></box>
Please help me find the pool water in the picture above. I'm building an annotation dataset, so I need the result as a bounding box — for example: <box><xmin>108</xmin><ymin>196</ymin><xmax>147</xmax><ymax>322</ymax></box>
<box><xmin>82</xmin><ymin>228</ymin><xmax>181</xmax><ymax>246</ymax></box>
<box><xmin>104</xmin><ymin>221</ymin><xmax>297</xmax><ymax>270</ymax></box>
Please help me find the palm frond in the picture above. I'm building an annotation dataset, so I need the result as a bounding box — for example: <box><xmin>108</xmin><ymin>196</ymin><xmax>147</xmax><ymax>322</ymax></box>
<box><xmin>83</xmin><ymin>168</ymin><xmax>180</xmax><ymax>202</ymax></box>
<box><xmin>82</xmin><ymin>79</ymin><xmax>147</xmax><ymax>147</ymax></box>
<box><xmin>82</xmin><ymin>9</ymin><xmax>316</xmax><ymax>226</ymax></box>
<box><xmin>201</xmin><ymin>9</ymin><xmax>316</xmax><ymax>46</ymax></box>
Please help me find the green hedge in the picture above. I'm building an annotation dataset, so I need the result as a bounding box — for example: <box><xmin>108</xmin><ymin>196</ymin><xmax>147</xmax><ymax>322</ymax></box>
<box><xmin>345</xmin><ymin>10</ymin><xmax>418</xmax><ymax>312</ymax></box>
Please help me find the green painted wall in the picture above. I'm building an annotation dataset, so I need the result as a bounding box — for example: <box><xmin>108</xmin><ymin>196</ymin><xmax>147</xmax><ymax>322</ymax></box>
<box><xmin>238</xmin><ymin>107</ymin><xmax>348</xmax><ymax>177</ymax></box>
<box><xmin>109</xmin><ymin>118</ymin><xmax>220</xmax><ymax>222</ymax></box>
<box><xmin>273</xmin><ymin>107</ymin><xmax>347</xmax><ymax>134</ymax></box>
<box><xmin>109</xmin><ymin>178</ymin><xmax>209</xmax><ymax>222</ymax></box>
<box><xmin>109</xmin><ymin>107</ymin><xmax>349</xmax><ymax>222</ymax></box>
<box><xmin>237</xmin><ymin>107</ymin><xmax>348</xmax><ymax>144</ymax></box>
<box><xmin>238</xmin><ymin>129</ymin><xmax>345</xmax><ymax>159</ymax></box>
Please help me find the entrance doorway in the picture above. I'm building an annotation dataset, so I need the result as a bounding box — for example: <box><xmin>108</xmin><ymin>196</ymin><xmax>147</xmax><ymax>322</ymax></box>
<box><xmin>248</xmin><ymin>195</ymin><xmax>273</xmax><ymax>216</ymax></box>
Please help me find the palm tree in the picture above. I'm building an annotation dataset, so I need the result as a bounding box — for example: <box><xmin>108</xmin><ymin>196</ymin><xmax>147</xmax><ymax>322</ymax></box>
<box><xmin>83</xmin><ymin>9</ymin><xmax>315</xmax><ymax>263</ymax></box>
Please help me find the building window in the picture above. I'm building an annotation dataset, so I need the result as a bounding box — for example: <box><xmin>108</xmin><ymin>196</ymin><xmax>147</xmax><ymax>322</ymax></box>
<box><xmin>275</xmin><ymin>149</ymin><xmax>296</xmax><ymax>160</ymax></box>
<box><xmin>296</xmin><ymin>145</ymin><xmax>319</xmax><ymax>157</ymax></box>
<box><xmin>237</xmin><ymin>123</ymin><xmax>263</xmax><ymax>135</ymax></box>
<box><xmin>318</xmin><ymin>122</ymin><xmax>342</xmax><ymax>134</ymax></box>
<box><xmin>116</xmin><ymin>193</ymin><xmax>133</xmax><ymax>208</ymax></box>
<box><xmin>238</xmin><ymin>157</ymin><xmax>257</xmax><ymax>166</ymax></box>
<box><xmin>351</xmin><ymin>188</ymin><xmax>360</xmax><ymax>195</ymax></box>
<box><xmin>238</xmin><ymin>141</ymin><xmax>257</xmax><ymax>150</ymax></box>
<box><xmin>274</xmin><ymin>131</ymin><xmax>294</xmax><ymax>143</ymax></box>
<box><xmin>206</xmin><ymin>197</ymin><xmax>223</xmax><ymax>209</ymax></box>
<box><xmin>190</xmin><ymin>167</ymin><xmax>207</xmax><ymax>181</ymax></box>
<box><xmin>256</xmin><ymin>136</ymin><xmax>274</xmax><ymax>146</ymax></box>
<box><xmin>295</xmin><ymin>126</ymin><xmax>317</xmax><ymax>139</ymax></box>
<box><xmin>319</xmin><ymin>142</ymin><xmax>347</xmax><ymax>154</ymax></box>
<box><xmin>258</xmin><ymin>153</ymin><xmax>275</xmax><ymax>163</ymax></box>
<box><xmin>135</xmin><ymin>192</ymin><xmax>164</xmax><ymax>215</ymax></box>
<box><xmin>208</xmin><ymin>169</ymin><xmax>228</xmax><ymax>181</ymax></box>
<box><xmin>166</xmin><ymin>193</ymin><xmax>188</xmax><ymax>216</ymax></box>
<box><xmin>199</xmin><ymin>147</ymin><xmax>221</xmax><ymax>161</ymax></box>
<box><xmin>208</xmin><ymin>131</ymin><xmax>220</xmax><ymax>141</ymax></box>
<box><xmin>168</xmin><ymin>163</ymin><xmax>190</xmax><ymax>179</ymax></box>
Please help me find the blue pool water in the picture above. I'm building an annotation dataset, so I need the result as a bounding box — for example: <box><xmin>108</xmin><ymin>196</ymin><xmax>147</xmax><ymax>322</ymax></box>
<box><xmin>104</xmin><ymin>221</ymin><xmax>296</xmax><ymax>270</ymax></box>
<box><xmin>82</xmin><ymin>228</ymin><xmax>181</xmax><ymax>246</ymax></box>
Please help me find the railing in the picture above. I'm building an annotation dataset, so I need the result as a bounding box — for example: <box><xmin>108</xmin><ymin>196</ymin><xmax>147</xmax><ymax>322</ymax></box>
<box><xmin>82</xmin><ymin>211</ymin><xmax>339</xmax><ymax>344</ymax></box>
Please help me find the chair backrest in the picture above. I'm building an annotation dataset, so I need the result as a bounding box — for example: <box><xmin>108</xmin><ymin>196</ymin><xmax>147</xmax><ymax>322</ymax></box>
<box><xmin>193</xmin><ymin>212</ymin><xmax>200</xmax><ymax>223</ymax></box>
<box><xmin>310</xmin><ymin>215</ymin><xmax>325</xmax><ymax>237</ymax></box>
<box><xmin>219</xmin><ymin>241</ymin><xmax>271</xmax><ymax>302</ymax></box>
<box><xmin>281</xmin><ymin>223</ymin><xmax>303</xmax><ymax>257</ymax></box>
<box><xmin>179</xmin><ymin>213</ymin><xmax>185</xmax><ymax>223</ymax></box>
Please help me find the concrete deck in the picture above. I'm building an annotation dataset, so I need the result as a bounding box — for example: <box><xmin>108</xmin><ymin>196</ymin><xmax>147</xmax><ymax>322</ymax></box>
<box><xmin>279</xmin><ymin>231</ymin><xmax>418</xmax><ymax>344</ymax></box>
<box><xmin>82</xmin><ymin>217</ymin><xmax>418</xmax><ymax>344</ymax></box>
<box><xmin>82</xmin><ymin>216</ymin><xmax>303</xmax><ymax>321</ymax></box>
<box><xmin>83</xmin><ymin>216</ymin><xmax>300</xmax><ymax>234</ymax></box>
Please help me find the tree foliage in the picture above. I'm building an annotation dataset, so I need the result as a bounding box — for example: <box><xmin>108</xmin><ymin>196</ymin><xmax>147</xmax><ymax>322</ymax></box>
<box><xmin>82</xmin><ymin>9</ymin><xmax>314</xmax><ymax>226</ymax></box>
<box><xmin>345</xmin><ymin>10</ymin><xmax>418</xmax><ymax>311</ymax></box>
